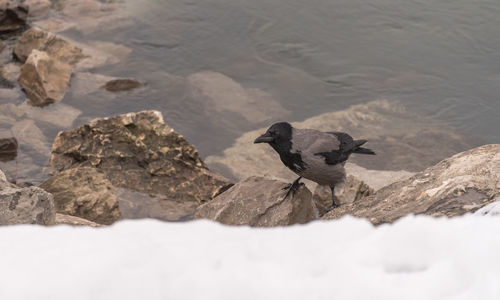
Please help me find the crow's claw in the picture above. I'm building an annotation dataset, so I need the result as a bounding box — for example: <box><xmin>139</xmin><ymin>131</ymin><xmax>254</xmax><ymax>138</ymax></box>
<box><xmin>282</xmin><ymin>177</ymin><xmax>302</xmax><ymax>198</ymax></box>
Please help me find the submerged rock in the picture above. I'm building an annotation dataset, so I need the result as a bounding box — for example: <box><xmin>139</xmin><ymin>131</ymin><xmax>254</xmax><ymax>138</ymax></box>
<box><xmin>0</xmin><ymin>131</ymin><xmax>17</xmax><ymax>162</ymax></box>
<box><xmin>49</xmin><ymin>111</ymin><xmax>232</xmax><ymax>207</ymax></box>
<box><xmin>195</xmin><ymin>176</ymin><xmax>316</xmax><ymax>227</ymax></box>
<box><xmin>40</xmin><ymin>167</ymin><xmax>121</xmax><ymax>225</ymax></box>
<box><xmin>18</xmin><ymin>49</ymin><xmax>72</xmax><ymax>106</ymax></box>
<box><xmin>322</xmin><ymin>144</ymin><xmax>500</xmax><ymax>225</ymax></box>
<box><xmin>0</xmin><ymin>169</ymin><xmax>55</xmax><ymax>225</ymax></box>
<box><xmin>187</xmin><ymin>71</ymin><xmax>289</xmax><ymax>124</ymax></box>
<box><xmin>23</xmin><ymin>0</ymin><xmax>51</xmax><ymax>19</ymax></box>
<box><xmin>102</xmin><ymin>78</ymin><xmax>142</xmax><ymax>92</ymax></box>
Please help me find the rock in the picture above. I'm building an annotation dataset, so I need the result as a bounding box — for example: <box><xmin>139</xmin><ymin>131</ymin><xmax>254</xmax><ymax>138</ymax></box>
<box><xmin>0</xmin><ymin>87</ymin><xmax>22</xmax><ymax>100</ymax></box>
<box><xmin>0</xmin><ymin>131</ymin><xmax>17</xmax><ymax>162</ymax></box>
<box><xmin>187</xmin><ymin>71</ymin><xmax>289</xmax><ymax>124</ymax></box>
<box><xmin>16</xmin><ymin>101</ymin><xmax>81</xmax><ymax>128</ymax></box>
<box><xmin>0</xmin><ymin>62</ymin><xmax>21</xmax><ymax>82</ymax></box>
<box><xmin>71</xmin><ymin>40</ymin><xmax>131</xmax><ymax>71</ymax></box>
<box><xmin>0</xmin><ymin>168</ymin><xmax>15</xmax><ymax>189</ymax></box>
<box><xmin>0</xmin><ymin>1</ymin><xmax>28</xmax><ymax>34</ymax></box>
<box><xmin>194</xmin><ymin>176</ymin><xmax>316</xmax><ymax>227</ymax></box>
<box><xmin>71</xmin><ymin>72</ymin><xmax>118</xmax><ymax>97</ymax></box>
<box><xmin>11</xmin><ymin>119</ymin><xmax>50</xmax><ymax>156</ymax></box>
<box><xmin>0</xmin><ymin>182</ymin><xmax>56</xmax><ymax>225</ymax></box>
<box><xmin>322</xmin><ymin>145</ymin><xmax>500</xmax><ymax>225</ymax></box>
<box><xmin>13</xmin><ymin>28</ymin><xmax>86</xmax><ymax>65</ymax></box>
<box><xmin>102</xmin><ymin>78</ymin><xmax>142</xmax><ymax>92</ymax></box>
<box><xmin>18</xmin><ymin>49</ymin><xmax>72</xmax><ymax>106</ymax></box>
<box><xmin>40</xmin><ymin>167</ymin><xmax>122</xmax><ymax>225</ymax></box>
<box><xmin>23</xmin><ymin>0</ymin><xmax>51</xmax><ymax>19</ymax></box>
<box><xmin>49</xmin><ymin>111</ymin><xmax>233</xmax><ymax>205</ymax></box>
<box><xmin>54</xmin><ymin>213</ymin><xmax>102</xmax><ymax>227</ymax></box>
<box><xmin>344</xmin><ymin>162</ymin><xmax>415</xmax><ymax>191</ymax></box>
<box><xmin>313</xmin><ymin>175</ymin><xmax>374</xmax><ymax>217</ymax></box>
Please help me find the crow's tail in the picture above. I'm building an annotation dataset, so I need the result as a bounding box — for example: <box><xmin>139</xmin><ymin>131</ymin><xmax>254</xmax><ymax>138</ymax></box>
<box><xmin>352</xmin><ymin>139</ymin><xmax>376</xmax><ymax>155</ymax></box>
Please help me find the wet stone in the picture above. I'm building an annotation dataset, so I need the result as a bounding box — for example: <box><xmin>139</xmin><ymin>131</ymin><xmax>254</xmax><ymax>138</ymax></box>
<box><xmin>102</xmin><ymin>78</ymin><xmax>142</xmax><ymax>92</ymax></box>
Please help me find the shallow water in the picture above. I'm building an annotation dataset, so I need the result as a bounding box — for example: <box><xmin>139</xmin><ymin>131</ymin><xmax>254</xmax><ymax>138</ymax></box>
<box><xmin>86</xmin><ymin>0</ymin><xmax>500</xmax><ymax>149</ymax></box>
<box><xmin>2</xmin><ymin>0</ymin><xmax>500</xmax><ymax>183</ymax></box>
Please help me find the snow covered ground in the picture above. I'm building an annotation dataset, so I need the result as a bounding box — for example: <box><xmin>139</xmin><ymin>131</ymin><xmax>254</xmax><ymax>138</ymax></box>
<box><xmin>1</xmin><ymin>214</ymin><xmax>500</xmax><ymax>300</ymax></box>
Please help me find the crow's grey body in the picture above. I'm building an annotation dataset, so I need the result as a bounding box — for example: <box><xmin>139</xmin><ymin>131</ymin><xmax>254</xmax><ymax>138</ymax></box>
<box><xmin>290</xmin><ymin>128</ymin><xmax>346</xmax><ymax>186</ymax></box>
<box><xmin>254</xmin><ymin>122</ymin><xmax>375</xmax><ymax>209</ymax></box>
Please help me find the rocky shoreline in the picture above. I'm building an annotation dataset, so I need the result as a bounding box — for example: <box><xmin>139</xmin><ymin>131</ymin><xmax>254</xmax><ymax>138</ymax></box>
<box><xmin>1</xmin><ymin>1</ymin><xmax>499</xmax><ymax>227</ymax></box>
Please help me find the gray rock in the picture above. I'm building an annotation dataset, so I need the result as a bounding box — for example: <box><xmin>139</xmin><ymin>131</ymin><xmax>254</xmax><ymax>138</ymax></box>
<box><xmin>54</xmin><ymin>213</ymin><xmax>102</xmax><ymax>227</ymax></box>
<box><xmin>0</xmin><ymin>181</ymin><xmax>56</xmax><ymax>225</ymax></box>
<box><xmin>313</xmin><ymin>175</ymin><xmax>374</xmax><ymax>217</ymax></box>
<box><xmin>49</xmin><ymin>111</ymin><xmax>233</xmax><ymax>206</ymax></box>
<box><xmin>40</xmin><ymin>167</ymin><xmax>122</xmax><ymax>225</ymax></box>
<box><xmin>322</xmin><ymin>144</ymin><xmax>500</xmax><ymax>225</ymax></box>
<box><xmin>194</xmin><ymin>176</ymin><xmax>316</xmax><ymax>227</ymax></box>
<box><xmin>18</xmin><ymin>49</ymin><xmax>73</xmax><ymax>106</ymax></box>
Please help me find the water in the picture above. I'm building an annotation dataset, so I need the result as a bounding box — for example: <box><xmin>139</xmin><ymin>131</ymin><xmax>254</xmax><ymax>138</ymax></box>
<box><xmin>2</xmin><ymin>0</ymin><xmax>500</xmax><ymax>182</ymax></box>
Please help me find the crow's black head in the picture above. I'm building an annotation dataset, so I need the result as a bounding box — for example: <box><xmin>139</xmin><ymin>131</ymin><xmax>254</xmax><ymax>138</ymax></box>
<box><xmin>254</xmin><ymin>122</ymin><xmax>292</xmax><ymax>146</ymax></box>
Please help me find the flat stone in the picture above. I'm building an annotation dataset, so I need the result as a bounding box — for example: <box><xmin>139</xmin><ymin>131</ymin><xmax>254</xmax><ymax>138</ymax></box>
<box><xmin>195</xmin><ymin>176</ymin><xmax>316</xmax><ymax>227</ymax></box>
<box><xmin>54</xmin><ymin>213</ymin><xmax>103</xmax><ymax>227</ymax></box>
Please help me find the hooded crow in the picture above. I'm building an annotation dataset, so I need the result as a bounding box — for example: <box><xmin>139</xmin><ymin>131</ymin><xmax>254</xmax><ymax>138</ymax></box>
<box><xmin>254</xmin><ymin>122</ymin><xmax>375</xmax><ymax>210</ymax></box>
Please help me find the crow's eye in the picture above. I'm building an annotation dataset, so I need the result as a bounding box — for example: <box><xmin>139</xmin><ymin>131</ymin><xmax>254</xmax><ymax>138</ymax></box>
<box><xmin>268</xmin><ymin>130</ymin><xmax>276</xmax><ymax>135</ymax></box>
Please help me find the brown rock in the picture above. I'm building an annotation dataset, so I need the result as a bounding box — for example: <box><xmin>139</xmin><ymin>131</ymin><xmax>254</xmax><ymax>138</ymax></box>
<box><xmin>54</xmin><ymin>213</ymin><xmax>102</xmax><ymax>227</ymax></box>
<box><xmin>40</xmin><ymin>167</ymin><xmax>122</xmax><ymax>225</ymax></box>
<box><xmin>13</xmin><ymin>27</ymin><xmax>85</xmax><ymax>65</ymax></box>
<box><xmin>0</xmin><ymin>1</ymin><xmax>28</xmax><ymax>33</ymax></box>
<box><xmin>195</xmin><ymin>176</ymin><xmax>316</xmax><ymax>227</ymax></box>
<box><xmin>18</xmin><ymin>49</ymin><xmax>72</xmax><ymax>106</ymax></box>
<box><xmin>49</xmin><ymin>111</ymin><xmax>233</xmax><ymax>205</ymax></box>
<box><xmin>0</xmin><ymin>131</ymin><xmax>17</xmax><ymax>162</ymax></box>
<box><xmin>103</xmin><ymin>78</ymin><xmax>142</xmax><ymax>92</ymax></box>
<box><xmin>313</xmin><ymin>175</ymin><xmax>374</xmax><ymax>216</ymax></box>
<box><xmin>322</xmin><ymin>144</ymin><xmax>500</xmax><ymax>225</ymax></box>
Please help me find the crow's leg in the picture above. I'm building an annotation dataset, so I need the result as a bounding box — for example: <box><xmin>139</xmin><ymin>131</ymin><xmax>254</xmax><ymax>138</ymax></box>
<box><xmin>282</xmin><ymin>176</ymin><xmax>302</xmax><ymax>198</ymax></box>
<box><xmin>328</xmin><ymin>186</ymin><xmax>338</xmax><ymax>211</ymax></box>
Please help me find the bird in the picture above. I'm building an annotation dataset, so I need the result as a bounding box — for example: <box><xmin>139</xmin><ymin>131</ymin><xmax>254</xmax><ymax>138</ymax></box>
<box><xmin>254</xmin><ymin>122</ymin><xmax>375</xmax><ymax>210</ymax></box>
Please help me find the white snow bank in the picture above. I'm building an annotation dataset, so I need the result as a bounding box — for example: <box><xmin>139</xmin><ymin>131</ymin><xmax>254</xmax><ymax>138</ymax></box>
<box><xmin>1</xmin><ymin>215</ymin><xmax>500</xmax><ymax>300</ymax></box>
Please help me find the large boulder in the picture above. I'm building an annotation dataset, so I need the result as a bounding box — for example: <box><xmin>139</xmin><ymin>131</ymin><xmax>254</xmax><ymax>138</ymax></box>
<box><xmin>194</xmin><ymin>176</ymin><xmax>316</xmax><ymax>227</ymax></box>
<box><xmin>322</xmin><ymin>144</ymin><xmax>500</xmax><ymax>225</ymax></box>
<box><xmin>47</xmin><ymin>111</ymin><xmax>233</xmax><ymax>219</ymax></box>
<box><xmin>40</xmin><ymin>167</ymin><xmax>121</xmax><ymax>225</ymax></box>
<box><xmin>18</xmin><ymin>49</ymin><xmax>72</xmax><ymax>106</ymax></box>
<box><xmin>0</xmin><ymin>169</ymin><xmax>55</xmax><ymax>225</ymax></box>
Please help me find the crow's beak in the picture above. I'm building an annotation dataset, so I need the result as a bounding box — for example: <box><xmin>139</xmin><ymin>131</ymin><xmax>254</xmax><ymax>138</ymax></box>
<box><xmin>254</xmin><ymin>133</ymin><xmax>274</xmax><ymax>144</ymax></box>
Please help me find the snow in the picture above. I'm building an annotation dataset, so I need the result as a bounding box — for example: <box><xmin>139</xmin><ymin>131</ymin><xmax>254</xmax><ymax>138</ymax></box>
<box><xmin>1</xmin><ymin>215</ymin><xmax>500</xmax><ymax>300</ymax></box>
